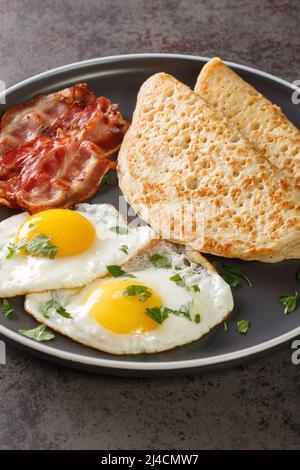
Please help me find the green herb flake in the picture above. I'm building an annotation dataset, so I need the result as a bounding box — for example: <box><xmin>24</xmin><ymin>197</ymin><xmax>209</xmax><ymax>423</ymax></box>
<box><xmin>237</xmin><ymin>319</ymin><xmax>251</xmax><ymax>335</ymax></box>
<box><xmin>149</xmin><ymin>253</ymin><xmax>171</xmax><ymax>269</ymax></box>
<box><xmin>109</xmin><ymin>226</ymin><xmax>129</xmax><ymax>235</ymax></box>
<box><xmin>280</xmin><ymin>292</ymin><xmax>298</xmax><ymax>315</ymax></box>
<box><xmin>224</xmin><ymin>321</ymin><xmax>228</xmax><ymax>332</ymax></box>
<box><xmin>6</xmin><ymin>240</ymin><xmax>26</xmax><ymax>259</ymax></box>
<box><xmin>210</xmin><ymin>258</ymin><xmax>219</xmax><ymax>268</ymax></box>
<box><xmin>145</xmin><ymin>306</ymin><xmax>170</xmax><ymax>324</ymax></box>
<box><xmin>106</xmin><ymin>265</ymin><xmax>135</xmax><ymax>278</ymax></box>
<box><xmin>175</xmin><ymin>265</ymin><xmax>183</xmax><ymax>271</ymax></box>
<box><xmin>222</xmin><ymin>273</ymin><xmax>241</xmax><ymax>288</ymax></box>
<box><xmin>194</xmin><ymin>314</ymin><xmax>201</xmax><ymax>324</ymax></box>
<box><xmin>191</xmin><ymin>284</ymin><xmax>200</xmax><ymax>293</ymax></box>
<box><xmin>169</xmin><ymin>273</ymin><xmax>185</xmax><ymax>287</ymax></box>
<box><xmin>221</xmin><ymin>263</ymin><xmax>252</xmax><ymax>287</ymax></box>
<box><xmin>119</xmin><ymin>245</ymin><xmax>129</xmax><ymax>255</ymax></box>
<box><xmin>18</xmin><ymin>324</ymin><xmax>55</xmax><ymax>342</ymax></box>
<box><xmin>1</xmin><ymin>299</ymin><xmax>14</xmax><ymax>318</ymax></box>
<box><xmin>146</xmin><ymin>304</ymin><xmax>192</xmax><ymax>324</ymax></box>
<box><xmin>123</xmin><ymin>285</ymin><xmax>152</xmax><ymax>302</ymax></box>
<box><xmin>103</xmin><ymin>175</ymin><xmax>112</xmax><ymax>185</ymax></box>
<box><xmin>25</xmin><ymin>234</ymin><xmax>58</xmax><ymax>259</ymax></box>
<box><xmin>42</xmin><ymin>299</ymin><xmax>72</xmax><ymax>319</ymax></box>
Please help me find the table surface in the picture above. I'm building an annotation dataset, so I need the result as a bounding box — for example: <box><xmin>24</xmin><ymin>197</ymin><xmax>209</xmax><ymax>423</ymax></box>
<box><xmin>0</xmin><ymin>0</ymin><xmax>300</xmax><ymax>450</ymax></box>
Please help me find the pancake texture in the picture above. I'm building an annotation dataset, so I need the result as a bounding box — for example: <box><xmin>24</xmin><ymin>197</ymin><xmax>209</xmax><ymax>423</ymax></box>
<box><xmin>195</xmin><ymin>58</ymin><xmax>300</xmax><ymax>188</ymax></box>
<box><xmin>118</xmin><ymin>73</ymin><xmax>300</xmax><ymax>262</ymax></box>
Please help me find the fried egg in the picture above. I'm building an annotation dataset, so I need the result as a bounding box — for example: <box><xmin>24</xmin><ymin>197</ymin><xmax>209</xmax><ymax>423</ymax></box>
<box><xmin>0</xmin><ymin>203</ymin><xmax>156</xmax><ymax>297</ymax></box>
<box><xmin>24</xmin><ymin>242</ymin><xmax>234</xmax><ymax>354</ymax></box>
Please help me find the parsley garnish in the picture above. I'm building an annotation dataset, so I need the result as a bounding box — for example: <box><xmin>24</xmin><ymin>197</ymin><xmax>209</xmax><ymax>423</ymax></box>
<box><xmin>6</xmin><ymin>240</ymin><xmax>26</xmax><ymax>259</ymax></box>
<box><xmin>7</xmin><ymin>234</ymin><xmax>58</xmax><ymax>260</ymax></box>
<box><xmin>109</xmin><ymin>226</ymin><xmax>129</xmax><ymax>235</ymax></box>
<box><xmin>221</xmin><ymin>264</ymin><xmax>252</xmax><ymax>287</ymax></box>
<box><xmin>195</xmin><ymin>314</ymin><xmax>201</xmax><ymax>324</ymax></box>
<box><xmin>191</xmin><ymin>284</ymin><xmax>200</xmax><ymax>292</ymax></box>
<box><xmin>237</xmin><ymin>319</ymin><xmax>251</xmax><ymax>335</ymax></box>
<box><xmin>106</xmin><ymin>265</ymin><xmax>135</xmax><ymax>278</ymax></box>
<box><xmin>26</xmin><ymin>234</ymin><xmax>58</xmax><ymax>258</ymax></box>
<box><xmin>146</xmin><ymin>305</ymin><xmax>192</xmax><ymax>324</ymax></box>
<box><xmin>103</xmin><ymin>175</ymin><xmax>112</xmax><ymax>185</ymax></box>
<box><xmin>119</xmin><ymin>245</ymin><xmax>129</xmax><ymax>255</ymax></box>
<box><xmin>149</xmin><ymin>253</ymin><xmax>171</xmax><ymax>269</ymax></box>
<box><xmin>146</xmin><ymin>306</ymin><xmax>170</xmax><ymax>324</ymax></box>
<box><xmin>169</xmin><ymin>273</ymin><xmax>185</xmax><ymax>287</ymax></box>
<box><xmin>123</xmin><ymin>285</ymin><xmax>152</xmax><ymax>302</ymax></box>
<box><xmin>175</xmin><ymin>265</ymin><xmax>182</xmax><ymax>271</ymax></box>
<box><xmin>42</xmin><ymin>299</ymin><xmax>72</xmax><ymax>319</ymax></box>
<box><xmin>222</xmin><ymin>273</ymin><xmax>241</xmax><ymax>288</ymax></box>
<box><xmin>1</xmin><ymin>299</ymin><xmax>14</xmax><ymax>318</ymax></box>
<box><xmin>280</xmin><ymin>292</ymin><xmax>298</xmax><ymax>314</ymax></box>
<box><xmin>18</xmin><ymin>324</ymin><xmax>55</xmax><ymax>342</ymax></box>
<box><xmin>224</xmin><ymin>321</ymin><xmax>228</xmax><ymax>332</ymax></box>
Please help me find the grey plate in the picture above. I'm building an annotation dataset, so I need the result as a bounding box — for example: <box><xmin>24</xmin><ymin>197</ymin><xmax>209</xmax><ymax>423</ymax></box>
<box><xmin>0</xmin><ymin>54</ymin><xmax>299</xmax><ymax>377</ymax></box>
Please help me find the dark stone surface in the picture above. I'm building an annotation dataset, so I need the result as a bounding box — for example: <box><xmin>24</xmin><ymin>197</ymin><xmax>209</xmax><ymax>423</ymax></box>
<box><xmin>0</xmin><ymin>0</ymin><xmax>300</xmax><ymax>450</ymax></box>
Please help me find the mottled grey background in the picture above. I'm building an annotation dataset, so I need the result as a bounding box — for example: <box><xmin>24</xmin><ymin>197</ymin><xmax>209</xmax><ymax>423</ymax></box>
<box><xmin>0</xmin><ymin>0</ymin><xmax>300</xmax><ymax>450</ymax></box>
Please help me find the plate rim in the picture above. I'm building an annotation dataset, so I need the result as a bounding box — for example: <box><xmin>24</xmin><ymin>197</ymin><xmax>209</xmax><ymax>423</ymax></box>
<box><xmin>0</xmin><ymin>53</ymin><xmax>298</xmax><ymax>372</ymax></box>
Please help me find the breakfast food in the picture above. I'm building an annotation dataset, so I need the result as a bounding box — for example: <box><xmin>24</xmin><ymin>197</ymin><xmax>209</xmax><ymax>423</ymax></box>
<box><xmin>24</xmin><ymin>241</ymin><xmax>234</xmax><ymax>354</ymax></box>
<box><xmin>0</xmin><ymin>83</ymin><xmax>95</xmax><ymax>158</ymax></box>
<box><xmin>0</xmin><ymin>87</ymin><xmax>128</xmax><ymax>211</ymax></box>
<box><xmin>118</xmin><ymin>73</ymin><xmax>300</xmax><ymax>262</ymax></box>
<box><xmin>0</xmin><ymin>203</ymin><xmax>156</xmax><ymax>297</ymax></box>
<box><xmin>195</xmin><ymin>58</ymin><xmax>300</xmax><ymax>187</ymax></box>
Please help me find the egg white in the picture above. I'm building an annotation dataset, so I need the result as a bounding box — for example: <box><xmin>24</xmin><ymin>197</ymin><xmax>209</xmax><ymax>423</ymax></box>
<box><xmin>0</xmin><ymin>203</ymin><xmax>156</xmax><ymax>297</ymax></box>
<box><xmin>24</xmin><ymin>241</ymin><xmax>234</xmax><ymax>354</ymax></box>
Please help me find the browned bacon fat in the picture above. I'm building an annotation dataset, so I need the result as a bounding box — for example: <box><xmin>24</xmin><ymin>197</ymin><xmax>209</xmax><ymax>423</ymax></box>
<box><xmin>0</xmin><ymin>85</ymin><xmax>128</xmax><ymax>212</ymax></box>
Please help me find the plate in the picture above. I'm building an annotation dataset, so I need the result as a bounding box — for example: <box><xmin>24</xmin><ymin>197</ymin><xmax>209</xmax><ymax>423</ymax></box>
<box><xmin>0</xmin><ymin>54</ymin><xmax>299</xmax><ymax>377</ymax></box>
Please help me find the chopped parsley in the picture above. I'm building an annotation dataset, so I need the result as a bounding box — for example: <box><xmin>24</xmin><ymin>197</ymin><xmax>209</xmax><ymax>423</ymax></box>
<box><xmin>7</xmin><ymin>234</ymin><xmax>58</xmax><ymax>260</ymax></box>
<box><xmin>1</xmin><ymin>299</ymin><xmax>14</xmax><ymax>318</ymax></box>
<box><xmin>18</xmin><ymin>324</ymin><xmax>55</xmax><ymax>342</ymax></box>
<box><xmin>103</xmin><ymin>175</ymin><xmax>112</xmax><ymax>185</ymax></box>
<box><xmin>149</xmin><ymin>253</ymin><xmax>171</xmax><ymax>269</ymax></box>
<box><xmin>169</xmin><ymin>273</ymin><xmax>185</xmax><ymax>287</ymax></box>
<box><xmin>146</xmin><ymin>305</ymin><xmax>192</xmax><ymax>324</ymax></box>
<box><xmin>280</xmin><ymin>292</ymin><xmax>298</xmax><ymax>314</ymax></box>
<box><xmin>6</xmin><ymin>240</ymin><xmax>26</xmax><ymax>259</ymax></box>
<box><xmin>109</xmin><ymin>226</ymin><xmax>129</xmax><ymax>235</ymax></box>
<box><xmin>106</xmin><ymin>265</ymin><xmax>135</xmax><ymax>278</ymax></box>
<box><xmin>26</xmin><ymin>234</ymin><xmax>58</xmax><ymax>259</ymax></box>
<box><xmin>123</xmin><ymin>285</ymin><xmax>152</xmax><ymax>302</ymax></box>
<box><xmin>175</xmin><ymin>265</ymin><xmax>183</xmax><ymax>271</ymax></box>
<box><xmin>222</xmin><ymin>273</ymin><xmax>241</xmax><ymax>288</ymax></box>
<box><xmin>237</xmin><ymin>319</ymin><xmax>251</xmax><ymax>335</ymax></box>
<box><xmin>221</xmin><ymin>264</ymin><xmax>252</xmax><ymax>287</ymax></box>
<box><xmin>223</xmin><ymin>321</ymin><xmax>228</xmax><ymax>332</ymax></box>
<box><xmin>42</xmin><ymin>299</ymin><xmax>72</xmax><ymax>319</ymax></box>
<box><xmin>119</xmin><ymin>244</ymin><xmax>129</xmax><ymax>255</ymax></box>
<box><xmin>194</xmin><ymin>314</ymin><xmax>201</xmax><ymax>324</ymax></box>
<box><xmin>190</xmin><ymin>284</ymin><xmax>200</xmax><ymax>293</ymax></box>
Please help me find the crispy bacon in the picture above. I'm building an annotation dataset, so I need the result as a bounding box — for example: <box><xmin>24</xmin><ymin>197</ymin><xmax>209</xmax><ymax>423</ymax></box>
<box><xmin>0</xmin><ymin>83</ymin><xmax>95</xmax><ymax>158</ymax></box>
<box><xmin>0</xmin><ymin>136</ymin><xmax>112</xmax><ymax>213</ymax></box>
<box><xmin>0</xmin><ymin>88</ymin><xmax>128</xmax><ymax>213</ymax></box>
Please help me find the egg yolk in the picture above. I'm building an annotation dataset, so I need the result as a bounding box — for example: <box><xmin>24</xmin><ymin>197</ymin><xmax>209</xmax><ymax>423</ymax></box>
<box><xmin>87</xmin><ymin>280</ymin><xmax>162</xmax><ymax>334</ymax></box>
<box><xmin>16</xmin><ymin>209</ymin><xmax>95</xmax><ymax>257</ymax></box>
